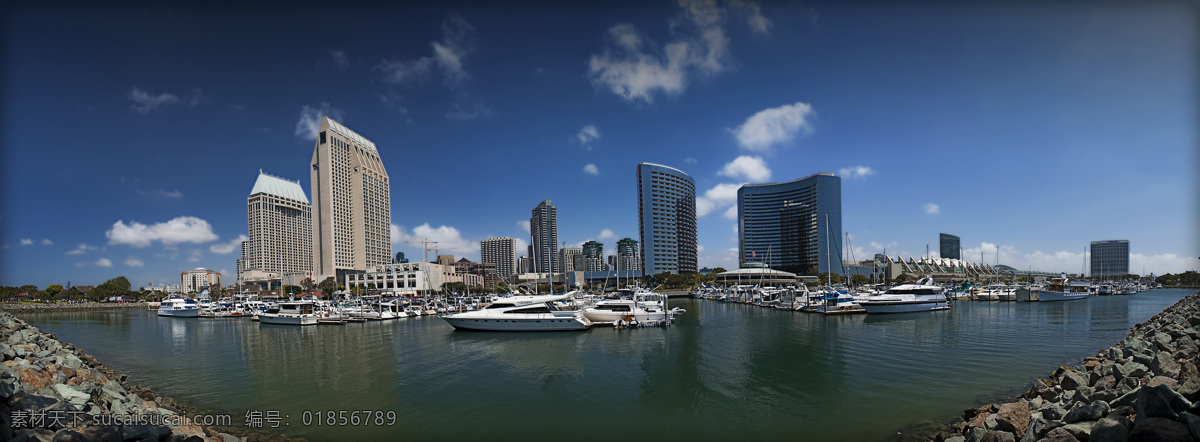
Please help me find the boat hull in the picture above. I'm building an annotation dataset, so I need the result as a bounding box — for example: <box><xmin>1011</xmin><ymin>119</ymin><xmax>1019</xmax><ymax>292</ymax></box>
<box><xmin>441</xmin><ymin>315</ymin><xmax>591</xmax><ymax>331</ymax></box>
<box><xmin>257</xmin><ymin>314</ymin><xmax>319</xmax><ymax>325</ymax></box>
<box><xmin>157</xmin><ymin>309</ymin><xmax>199</xmax><ymax>317</ymax></box>
<box><xmin>859</xmin><ymin>299</ymin><xmax>949</xmax><ymax>314</ymax></box>
<box><xmin>1037</xmin><ymin>291</ymin><xmax>1089</xmax><ymax>302</ymax></box>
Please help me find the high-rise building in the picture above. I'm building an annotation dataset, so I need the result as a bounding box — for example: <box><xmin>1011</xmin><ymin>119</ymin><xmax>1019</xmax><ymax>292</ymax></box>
<box><xmin>1091</xmin><ymin>240</ymin><xmax>1130</xmax><ymax>276</ymax></box>
<box><xmin>482</xmin><ymin>237</ymin><xmax>518</xmax><ymax>280</ymax></box>
<box><xmin>245</xmin><ymin>171</ymin><xmax>312</xmax><ymax>283</ymax></box>
<box><xmin>530</xmin><ymin>200</ymin><xmax>558</xmax><ymax>274</ymax></box>
<box><xmin>559</xmin><ymin>247</ymin><xmax>582</xmax><ymax>272</ymax></box>
<box><xmin>738</xmin><ymin>173</ymin><xmax>842</xmax><ymax>275</ymax></box>
<box><xmin>637</xmin><ymin>163</ymin><xmax>697</xmax><ymax>275</ymax></box>
<box><xmin>582</xmin><ymin>241</ymin><xmax>605</xmax><ymax>271</ymax></box>
<box><xmin>616</xmin><ymin>238</ymin><xmax>640</xmax><ymax>271</ymax></box>
<box><xmin>310</xmin><ymin>117</ymin><xmax>392</xmax><ymax>282</ymax></box>
<box><xmin>394</xmin><ymin>252</ymin><xmax>408</xmax><ymax>264</ymax></box>
<box><xmin>517</xmin><ymin>256</ymin><xmax>533</xmax><ymax>274</ymax></box>
<box><xmin>940</xmin><ymin>234</ymin><xmax>961</xmax><ymax>260</ymax></box>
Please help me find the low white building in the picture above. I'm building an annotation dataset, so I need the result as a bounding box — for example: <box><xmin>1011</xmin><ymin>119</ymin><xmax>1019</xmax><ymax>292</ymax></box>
<box><xmin>181</xmin><ymin>268</ymin><xmax>223</xmax><ymax>293</ymax></box>
<box><xmin>345</xmin><ymin>262</ymin><xmax>483</xmax><ymax>295</ymax></box>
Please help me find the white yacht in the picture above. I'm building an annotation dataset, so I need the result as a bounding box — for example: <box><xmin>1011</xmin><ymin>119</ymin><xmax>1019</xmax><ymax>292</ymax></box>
<box><xmin>157</xmin><ymin>295</ymin><xmax>200</xmax><ymax>317</ymax></box>
<box><xmin>583</xmin><ymin>288</ymin><xmax>681</xmax><ymax>325</ymax></box>
<box><xmin>1037</xmin><ymin>276</ymin><xmax>1090</xmax><ymax>302</ymax></box>
<box><xmin>257</xmin><ymin>300</ymin><xmax>320</xmax><ymax>325</ymax></box>
<box><xmin>441</xmin><ymin>294</ymin><xmax>592</xmax><ymax>331</ymax></box>
<box><xmin>858</xmin><ymin>278</ymin><xmax>950</xmax><ymax>314</ymax></box>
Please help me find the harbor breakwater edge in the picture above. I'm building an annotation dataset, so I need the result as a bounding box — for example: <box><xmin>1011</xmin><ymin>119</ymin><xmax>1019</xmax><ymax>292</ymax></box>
<box><xmin>0</xmin><ymin>311</ymin><xmax>275</xmax><ymax>442</ymax></box>
<box><xmin>930</xmin><ymin>291</ymin><xmax>1200</xmax><ymax>442</ymax></box>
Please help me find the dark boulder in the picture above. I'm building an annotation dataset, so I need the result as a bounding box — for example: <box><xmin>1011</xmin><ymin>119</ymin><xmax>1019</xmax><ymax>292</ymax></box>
<box><xmin>1088</xmin><ymin>415</ymin><xmax>1132</xmax><ymax>442</ymax></box>
<box><xmin>1064</xmin><ymin>400</ymin><xmax>1111</xmax><ymax>424</ymax></box>
<box><xmin>1128</xmin><ymin>417</ymin><xmax>1191</xmax><ymax>442</ymax></box>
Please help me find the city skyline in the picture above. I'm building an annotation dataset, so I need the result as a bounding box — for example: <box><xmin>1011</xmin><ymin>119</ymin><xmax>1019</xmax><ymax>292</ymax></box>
<box><xmin>2</xmin><ymin>2</ymin><xmax>1197</xmax><ymax>288</ymax></box>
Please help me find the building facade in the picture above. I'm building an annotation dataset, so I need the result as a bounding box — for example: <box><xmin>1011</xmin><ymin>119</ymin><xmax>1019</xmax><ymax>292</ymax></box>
<box><xmin>582</xmin><ymin>241</ymin><xmax>605</xmax><ymax>271</ymax></box>
<box><xmin>530</xmin><ymin>200</ymin><xmax>558</xmax><ymax>274</ymax></box>
<box><xmin>940</xmin><ymin>233</ymin><xmax>961</xmax><ymax>260</ymax></box>
<box><xmin>1091</xmin><ymin>240</ymin><xmax>1130</xmax><ymax>276</ymax></box>
<box><xmin>244</xmin><ymin>171</ymin><xmax>312</xmax><ymax>285</ymax></box>
<box><xmin>181</xmin><ymin>268</ymin><xmax>222</xmax><ymax>293</ymax></box>
<box><xmin>310</xmin><ymin>117</ymin><xmax>392</xmax><ymax>282</ymax></box>
<box><xmin>738</xmin><ymin>173</ymin><xmax>842</xmax><ymax>275</ymax></box>
<box><xmin>344</xmin><ymin>262</ymin><xmax>482</xmax><ymax>295</ymax></box>
<box><xmin>559</xmin><ymin>247</ymin><xmax>582</xmax><ymax>272</ymax></box>
<box><xmin>637</xmin><ymin>163</ymin><xmax>698</xmax><ymax>275</ymax></box>
<box><xmin>616</xmin><ymin>238</ymin><xmax>640</xmax><ymax>271</ymax></box>
<box><xmin>482</xmin><ymin>237</ymin><xmax>518</xmax><ymax>280</ymax></box>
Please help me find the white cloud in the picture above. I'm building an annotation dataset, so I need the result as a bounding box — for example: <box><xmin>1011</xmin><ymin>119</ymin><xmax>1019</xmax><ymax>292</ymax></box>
<box><xmin>186</xmin><ymin>249</ymin><xmax>203</xmax><ymax>263</ymax></box>
<box><xmin>378</xmin><ymin>14</ymin><xmax>475</xmax><ymax>87</ymax></box>
<box><xmin>684</xmin><ymin>157</ymin><xmax>698</xmax><ymax>164</ymax></box>
<box><xmin>587</xmin><ymin>0</ymin><xmax>770</xmax><ymax>103</ymax></box>
<box><xmin>445</xmin><ymin>102</ymin><xmax>495</xmax><ymax>120</ymax></box>
<box><xmin>924</xmin><ymin>203</ymin><xmax>940</xmax><ymax>214</ymax></box>
<box><xmin>838</xmin><ymin>165</ymin><xmax>876</xmax><ymax>180</ymax></box>
<box><xmin>96</xmin><ymin>258</ymin><xmax>113</xmax><ymax>268</ymax></box>
<box><xmin>1131</xmin><ymin>253</ymin><xmax>1200</xmax><ymax>275</ymax></box>
<box><xmin>717</xmin><ymin>155</ymin><xmax>771</xmax><ymax>183</ymax></box>
<box><xmin>40</xmin><ymin>239</ymin><xmax>53</xmax><ymax>246</ymax></box>
<box><xmin>137</xmin><ymin>189</ymin><xmax>184</xmax><ymax>199</ymax></box>
<box><xmin>124</xmin><ymin>257</ymin><xmax>144</xmax><ymax>267</ymax></box>
<box><xmin>732</xmin><ymin>102</ymin><xmax>815</xmax><ymax>151</ymax></box>
<box><xmin>127</xmin><ymin>87</ymin><xmax>202</xmax><ymax>114</ymax></box>
<box><xmin>331</xmin><ymin>50</ymin><xmax>351</xmax><ymax>71</ymax></box>
<box><xmin>696</xmin><ymin>183</ymin><xmax>741</xmax><ymax>217</ymax></box>
<box><xmin>700</xmin><ymin>247</ymin><xmax>740</xmax><ymax>270</ymax></box>
<box><xmin>65</xmin><ymin>243</ymin><xmax>100</xmax><ymax>255</ymax></box>
<box><xmin>209</xmin><ymin>234</ymin><xmax>248</xmax><ymax>254</ymax></box>
<box><xmin>514</xmin><ymin>237</ymin><xmax>530</xmax><ymax>256</ymax></box>
<box><xmin>583</xmin><ymin>164</ymin><xmax>600</xmax><ymax>176</ymax></box>
<box><xmin>518</xmin><ymin>220</ymin><xmax>531</xmax><ymax>234</ymax></box>
<box><xmin>106</xmin><ymin>216</ymin><xmax>219</xmax><ymax>248</ymax></box>
<box><xmin>391</xmin><ymin>223</ymin><xmax>480</xmax><ymax>258</ymax></box>
<box><xmin>728</xmin><ymin>0</ymin><xmax>772</xmax><ymax>34</ymax></box>
<box><xmin>722</xmin><ymin>205</ymin><xmax>738</xmax><ymax>220</ymax></box>
<box><xmin>577</xmin><ymin>125</ymin><xmax>601</xmax><ymax>150</ymax></box>
<box><xmin>598</xmin><ymin>229</ymin><xmax>616</xmax><ymax>240</ymax></box>
<box><xmin>19</xmin><ymin>239</ymin><xmax>32</xmax><ymax>246</ymax></box>
<box><xmin>295</xmin><ymin>103</ymin><xmax>346</xmax><ymax>141</ymax></box>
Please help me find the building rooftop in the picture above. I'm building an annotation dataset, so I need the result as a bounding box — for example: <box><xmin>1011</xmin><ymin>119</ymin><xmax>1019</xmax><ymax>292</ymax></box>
<box><xmin>250</xmin><ymin>171</ymin><xmax>309</xmax><ymax>204</ymax></box>
<box><xmin>323</xmin><ymin>117</ymin><xmax>376</xmax><ymax>153</ymax></box>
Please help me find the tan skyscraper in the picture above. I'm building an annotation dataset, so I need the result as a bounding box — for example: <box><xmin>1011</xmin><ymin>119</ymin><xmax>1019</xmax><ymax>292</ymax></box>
<box><xmin>310</xmin><ymin>117</ymin><xmax>391</xmax><ymax>282</ymax></box>
<box><xmin>244</xmin><ymin>171</ymin><xmax>312</xmax><ymax>283</ymax></box>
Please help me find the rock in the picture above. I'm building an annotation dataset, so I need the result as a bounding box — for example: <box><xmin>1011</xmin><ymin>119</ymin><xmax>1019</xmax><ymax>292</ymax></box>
<box><xmin>13</xmin><ymin>428</ymin><xmax>55</xmax><ymax>442</ymax></box>
<box><xmin>215</xmin><ymin>433</ymin><xmax>246</xmax><ymax>442</ymax></box>
<box><xmin>51</xmin><ymin>384</ymin><xmax>89</xmax><ymax>408</ymax></box>
<box><xmin>1093</xmin><ymin>389</ymin><xmax>1119</xmax><ymax>404</ymax></box>
<box><xmin>1028</xmin><ymin>382</ymin><xmax>1052</xmax><ymax>400</ymax></box>
<box><xmin>1093</xmin><ymin>375</ymin><xmax>1117</xmax><ymax>392</ymax></box>
<box><xmin>1117</xmin><ymin>377</ymin><xmax>1140</xmax><ymax>396</ymax></box>
<box><xmin>1153</xmin><ymin>352</ymin><xmax>1181</xmax><ymax>378</ymax></box>
<box><xmin>997</xmin><ymin>401</ymin><xmax>1032</xmax><ymax>435</ymax></box>
<box><xmin>981</xmin><ymin>430</ymin><xmax>1016</xmax><ymax>442</ymax></box>
<box><xmin>1062</xmin><ymin>370</ymin><xmax>1089</xmax><ymax>391</ymax></box>
<box><xmin>1060</xmin><ymin>421</ymin><xmax>1096</xmax><ymax>440</ymax></box>
<box><xmin>1031</xmin><ymin>396</ymin><xmax>1045</xmax><ymax>410</ymax></box>
<box><xmin>16</xmin><ymin>369</ymin><xmax>54</xmax><ymax>391</ymax></box>
<box><xmin>1117</xmin><ymin>362</ymin><xmax>1149</xmax><ymax>380</ymax></box>
<box><xmin>1152</xmin><ymin>332</ymin><xmax>1174</xmax><ymax>352</ymax></box>
<box><xmin>1178</xmin><ymin>413</ymin><xmax>1200</xmax><ymax>441</ymax></box>
<box><xmin>0</xmin><ymin>378</ymin><xmax>16</xmax><ymax>399</ymax></box>
<box><xmin>50</xmin><ymin>429</ymin><xmax>89</xmax><ymax>442</ymax></box>
<box><xmin>1041</xmin><ymin>402</ymin><xmax>1068</xmax><ymax>421</ymax></box>
<box><xmin>946</xmin><ymin>437</ymin><xmax>967</xmax><ymax>442</ymax></box>
<box><xmin>1178</xmin><ymin>377</ymin><xmax>1200</xmax><ymax>402</ymax></box>
<box><xmin>1132</xmin><ymin>353</ymin><xmax>1154</xmax><ymax>368</ymax></box>
<box><xmin>1135</xmin><ymin>384</ymin><xmax>1186</xmax><ymax>425</ymax></box>
<box><xmin>1038</xmin><ymin>426</ymin><xmax>1080</xmax><ymax>442</ymax></box>
<box><xmin>1089</xmin><ymin>415</ymin><xmax>1132</xmax><ymax>442</ymax></box>
<box><xmin>967</xmin><ymin>425</ymin><xmax>988</xmax><ymax>442</ymax></box>
<box><xmin>1128</xmin><ymin>417</ymin><xmax>1191</xmax><ymax>442</ymax></box>
<box><xmin>1146</xmin><ymin>376</ymin><xmax>1178</xmax><ymax>390</ymax></box>
<box><xmin>1065</xmin><ymin>400</ymin><xmax>1111</xmax><ymax>423</ymax></box>
<box><xmin>122</xmin><ymin>425</ymin><xmax>170</xmax><ymax>442</ymax></box>
<box><xmin>9</xmin><ymin>392</ymin><xmax>62</xmax><ymax>412</ymax></box>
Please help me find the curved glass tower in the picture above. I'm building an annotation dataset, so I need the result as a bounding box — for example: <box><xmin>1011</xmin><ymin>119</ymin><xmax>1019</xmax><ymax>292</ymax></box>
<box><xmin>738</xmin><ymin>173</ymin><xmax>841</xmax><ymax>275</ymax></box>
<box><xmin>637</xmin><ymin>163</ymin><xmax>697</xmax><ymax>275</ymax></box>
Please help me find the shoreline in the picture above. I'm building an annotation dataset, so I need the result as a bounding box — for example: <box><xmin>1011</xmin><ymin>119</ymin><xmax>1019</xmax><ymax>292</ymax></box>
<box><xmin>1</xmin><ymin>302</ymin><xmax>150</xmax><ymax>313</ymax></box>
<box><xmin>922</xmin><ymin>291</ymin><xmax>1200</xmax><ymax>442</ymax></box>
<box><xmin>0</xmin><ymin>311</ymin><xmax>293</xmax><ymax>441</ymax></box>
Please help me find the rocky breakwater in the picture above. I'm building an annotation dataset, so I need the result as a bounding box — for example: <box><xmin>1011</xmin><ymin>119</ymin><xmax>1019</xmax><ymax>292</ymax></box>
<box><xmin>0</xmin><ymin>312</ymin><xmax>250</xmax><ymax>442</ymax></box>
<box><xmin>1</xmin><ymin>303</ymin><xmax>149</xmax><ymax>313</ymax></box>
<box><xmin>934</xmin><ymin>291</ymin><xmax>1200</xmax><ymax>442</ymax></box>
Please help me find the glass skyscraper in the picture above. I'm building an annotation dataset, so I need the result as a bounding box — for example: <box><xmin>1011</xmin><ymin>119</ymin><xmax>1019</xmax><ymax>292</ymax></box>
<box><xmin>738</xmin><ymin>173</ymin><xmax>842</xmax><ymax>275</ymax></box>
<box><xmin>1091</xmin><ymin>240</ymin><xmax>1130</xmax><ymax>276</ymax></box>
<box><xmin>940</xmin><ymin>233</ymin><xmax>961</xmax><ymax>260</ymax></box>
<box><xmin>637</xmin><ymin>163</ymin><xmax>697</xmax><ymax>275</ymax></box>
<box><xmin>530</xmin><ymin>200</ymin><xmax>558</xmax><ymax>274</ymax></box>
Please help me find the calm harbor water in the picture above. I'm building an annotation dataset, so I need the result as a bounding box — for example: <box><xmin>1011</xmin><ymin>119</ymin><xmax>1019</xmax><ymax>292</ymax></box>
<box><xmin>16</xmin><ymin>289</ymin><xmax>1194</xmax><ymax>441</ymax></box>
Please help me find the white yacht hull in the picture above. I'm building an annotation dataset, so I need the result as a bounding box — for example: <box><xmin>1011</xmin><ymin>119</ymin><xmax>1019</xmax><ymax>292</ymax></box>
<box><xmin>859</xmin><ymin>299</ymin><xmax>949</xmax><ymax>314</ymax></box>
<box><xmin>257</xmin><ymin>314</ymin><xmax>319</xmax><ymax>325</ymax></box>
<box><xmin>441</xmin><ymin>314</ymin><xmax>591</xmax><ymax>331</ymax></box>
<box><xmin>1037</xmin><ymin>291</ymin><xmax>1089</xmax><ymax>302</ymax></box>
<box><xmin>157</xmin><ymin>309</ymin><xmax>199</xmax><ymax>317</ymax></box>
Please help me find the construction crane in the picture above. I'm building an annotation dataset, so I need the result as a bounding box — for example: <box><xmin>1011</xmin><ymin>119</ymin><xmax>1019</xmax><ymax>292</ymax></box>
<box><xmin>404</xmin><ymin>239</ymin><xmax>438</xmax><ymax>263</ymax></box>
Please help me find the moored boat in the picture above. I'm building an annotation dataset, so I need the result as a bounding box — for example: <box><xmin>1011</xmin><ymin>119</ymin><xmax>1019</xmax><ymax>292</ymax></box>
<box><xmin>157</xmin><ymin>295</ymin><xmax>200</xmax><ymax>317</ymax></box>
<box><xmin>441</xmin><ymin>294</ymin><xmax>592</xmax><ymax>331</ymax></box>
<box><xmin>257</xmin><ymin>300</ymin><xmax>320</xmax><ymax>325</ymax></box>
<box><xmin>1037</xmin><ymin>276</ymin><xmax>1090</xmax><ymax>302</ymax></box>
<box><xmin>858</xmin><ymin>277</ymin><xmax>950</xmax><ymax>314</ymax></box>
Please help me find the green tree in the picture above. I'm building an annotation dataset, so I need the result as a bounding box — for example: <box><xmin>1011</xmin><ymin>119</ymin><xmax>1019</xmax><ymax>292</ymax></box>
<box><xmin>45</xmin><ymin>284</ymin><xmax>64</xmax><ymax>298</ymax></box>
<box><xmin>443</xmin><ymin>282</ymin><xmax>467</xmax><ymax>294</ymax></box>
<box><xmin>818</xmin><ymin>273</ymin><xmax>844</xmax><ymax>285</ymax></box>
<box><xmin>301</xmin><ymin>277</ymin><xmax>315</xmax><ymax>294</ymax></box>
<box><xmin>319</xmin><ymin>277</ymin><xmax>337</xmax><ymax>298</ymax></box>
<box><xmin>850</xmin><ymin>274</ymin><xmax>869</xmax><ymax>287</ymax></box>
<box><xmin>18</xmin><ymin>285</ymin><xmax>38</xmax><ymax>297</ymax></box>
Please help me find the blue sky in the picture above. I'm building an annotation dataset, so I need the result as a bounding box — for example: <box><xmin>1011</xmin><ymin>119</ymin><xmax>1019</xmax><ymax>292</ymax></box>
<box><xmin>2</xmin><ymin>1</ymin><xmax>1196</xmax><ymax>289</ymax></box>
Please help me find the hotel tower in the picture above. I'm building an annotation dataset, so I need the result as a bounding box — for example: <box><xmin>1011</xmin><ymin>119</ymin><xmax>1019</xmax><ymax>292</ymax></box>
<box><xmin>245</xmin><ymin>171</ymin><xmax>312</xmax><ymax>282</ymax></box>
<box><xmin>310</xmin><ymin>117</ymin><xmax>392</xmax><ymax>282</ymax></box>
